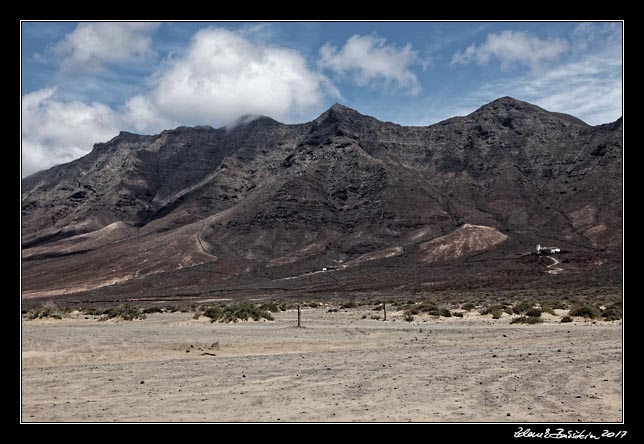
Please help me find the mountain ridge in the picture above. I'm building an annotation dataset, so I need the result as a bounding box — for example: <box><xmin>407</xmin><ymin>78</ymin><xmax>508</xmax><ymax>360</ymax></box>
<box><xmin>21</xmin><ymin>97</ymin><xmax>623</xmax><ymax>302</ymax></box>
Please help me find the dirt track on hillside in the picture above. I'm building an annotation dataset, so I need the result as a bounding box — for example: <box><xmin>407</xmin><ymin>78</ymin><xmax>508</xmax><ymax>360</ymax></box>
<box><xmin>22</xmin><ymin>308</ymin><xmax>622</xmax><ymax>422</ymax></box>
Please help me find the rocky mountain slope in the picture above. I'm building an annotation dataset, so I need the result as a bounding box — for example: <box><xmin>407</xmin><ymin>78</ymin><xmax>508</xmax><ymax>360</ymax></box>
<box><xmin>21</xmin><ymin>97</ymin><xmax>623</xmax><ymax>302</ymax></box>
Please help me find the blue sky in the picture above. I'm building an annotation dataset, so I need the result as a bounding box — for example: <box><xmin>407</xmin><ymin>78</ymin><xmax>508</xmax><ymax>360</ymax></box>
<box><xmin>21</xmin><ymin>21</ymin><xmax>622</xmax><ymax>177</ymax></box>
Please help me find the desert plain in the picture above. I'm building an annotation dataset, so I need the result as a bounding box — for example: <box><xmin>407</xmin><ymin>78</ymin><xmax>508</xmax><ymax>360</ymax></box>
<box><xmin>21</xmin><ymin>306</ymin><xmax>622</xmax><ymax>422</ymax></box>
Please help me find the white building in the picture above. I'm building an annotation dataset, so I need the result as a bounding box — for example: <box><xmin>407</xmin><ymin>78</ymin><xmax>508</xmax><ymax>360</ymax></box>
<box><xmin>536</xmin><ymin>244</ymin><xmax>560</xmax><ymax>254</ymax></box>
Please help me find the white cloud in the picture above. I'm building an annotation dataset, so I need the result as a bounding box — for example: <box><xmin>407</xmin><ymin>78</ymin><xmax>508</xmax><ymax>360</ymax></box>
<box><xmin>448</xmin><ymin>49</ymin><xmax>621</xmax><ymax>126</ymax></box>
<box><xmin>451</xmin><ymin>30</ymin><xmax>569</xmax><ymax>71</ymax></box>
<box><xmin>22</xmin><ymin>28</ymin><xmax>336</xmax><ymax>177</ymax></box>
<box><xmin>53</xmin><ymin>22</ymin><xmax>160</xmax><ymax>71</ymax></box>
<box><xmin>318</xmin><ymin>34</ymin><xmax>425</xmax><ymax>95</ymax></box>
<box><xmin>21</xmin><ymin>86</ymin><xmax>123</xmax><ymax>177</ymax></box>
<box><xmin>124</xmin><ymin>28</ymin><xmax>333</xmax><ymax>128</ymax></box>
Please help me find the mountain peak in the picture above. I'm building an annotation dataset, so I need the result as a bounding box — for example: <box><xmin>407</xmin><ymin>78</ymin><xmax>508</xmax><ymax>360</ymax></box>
<box><xmin>471</xmin><ymin>96</ymin><xmax>589</xmax><ymax>127</ymax></box>
<box><xmin>314</xmin><ymin>103</ymin><xmax>369</xmax><ymax>126</ymax></box>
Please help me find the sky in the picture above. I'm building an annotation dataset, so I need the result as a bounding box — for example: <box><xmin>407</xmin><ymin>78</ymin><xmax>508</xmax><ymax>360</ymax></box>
<box><xmin>21</xmin><ymin>21</ymin><xmax>623</xmax><ymax>177</ymax></box>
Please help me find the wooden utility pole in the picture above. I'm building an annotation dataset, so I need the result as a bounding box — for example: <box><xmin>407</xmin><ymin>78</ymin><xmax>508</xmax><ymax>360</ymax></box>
<box><xmin>297</xmin><ymin>304</ymin><xmax>301</xmax><ymax>328</ymax></box>
<box><xmin>383</xmin><ymin>303</ymin><xmax>387</xmax><ymax>321</ymax></box>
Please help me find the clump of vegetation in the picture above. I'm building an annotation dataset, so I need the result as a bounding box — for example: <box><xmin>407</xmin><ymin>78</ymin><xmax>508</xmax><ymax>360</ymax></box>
<box><xmin>80</xmin><ymin>307</ymin><xmax>103</xmax><ymax>316</ymax></box>
<box><xmin>163</xmin><ymin>305</ymin><xmax>191</xmax><ymax>313</ymax></box>
<box><xmin>569</xmin><ymin>305</ymin><xmax>600</xmax><ymax>319</ymax></box>
<box><xmin>259</xmin><ymin>302</ymin><xmax>281</xmax><ymax>313</ymax></box>
<box><xmin>340</xmin><ymin>301</ymin><xmax>357</xmax><ymax>309</ymax></box>
<box><xmin>142</xmin><ymin>306</ymin><xmax>163</xmax><ymax>314</ymax></box>
<box><xmin>404</xmin><ymin>313</ymin><xmax>414</xmax><ymax>322</ymax></box>
<box><xmin>510</xmin><ymin>316</ymin><xmax>543</xmax><ymax>324</ymax></box>
<box><xmin>198</xmin><ymin>302</ymin><xmax>274</xmax><ymax>323</ymax></box>
<box><xmin>26</xmin><ymin>307</ymin><xmax>63</xmax><ymax>320</ymax></box>
<box><xmin>561</xmin><ymin>316</ymin><xmax>573</xmax><ymax>323</ymax></box>
<box><xmin>327</xmin><ymin>308</ymin><xmax>339</xmax><ymax>313</ymax></box>
<box><xmin>542</xmin><ymin>300</ymin><xmax>568</xmax><ymax>310</ymax></box>
<box><xmin>540</xmin><ymin>306</ymin><xmax>556</xmax><ymax>315</ymax></box>
<box><xmin>461</xmin><ymin>302</ymin><xmax>476</xmax><ymax>311</ymax></box>
<box><xmin>480</xmin><ymin>304</ymin><xmax>504</xmax><ymax>319</ymax></box>
<box><xmin>512</xmin><ymin>301</ymin><xmax>534</xmax><ymax>315</ymax></box>
<box><xmin>306</xmin><ymin>302</ymin><xmax>320</xmax><ymax>308</ymax></box>
<box><xmin>370</xmin><ymin>315</ymin><xmax>381</xmax><ymax>320</ymax></box>
<box><xmin>599</xmin><ymin>302</ymin><xmax>622</xmax><ymax>321</ymax></box>
<box><xmin>438</xmin><ymin>307</ymin><xmax>452</xmax><ymax>317</ymax></box>
<box><xmin>99</xmin><ymin>305</ymin><xmax>146</xmax><ymax>321</ymax></box>
<box><xmin>399</xmin><ymin>301</ymin><xmax>453</xmax><ymax>319</ymax></box>
<box><xmin>25</xmin><ymin>302</ymin><xmax>65</xmax><ymax>320</ymax></box>
<box><xmin>452</xmin><ymin>311</ymin><xmax>464</xmax><ymax>318</ymax></box>
<box><xmin>525</xmin><ymin>308</ymin><xmax>542</xmax><ymax>318</ymax></box>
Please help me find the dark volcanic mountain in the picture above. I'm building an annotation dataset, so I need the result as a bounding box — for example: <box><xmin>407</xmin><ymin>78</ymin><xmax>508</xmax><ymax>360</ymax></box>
<box><xmin>21</xmin><ymin>97</ymin><xmax>623</xmax><ymax>303</ymax></box>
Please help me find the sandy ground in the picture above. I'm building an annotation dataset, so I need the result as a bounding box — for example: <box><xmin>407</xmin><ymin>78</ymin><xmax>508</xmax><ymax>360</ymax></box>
<box><xmin>21</xmin><ymin>307</ymin><xmax>622</xmax><ymax>423</ymax></box>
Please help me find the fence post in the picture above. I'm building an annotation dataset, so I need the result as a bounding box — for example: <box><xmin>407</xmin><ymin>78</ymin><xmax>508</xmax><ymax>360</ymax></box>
<box><xmin>383</xmin><ymin>303</ymin><xmax>387</xmax><ymax>321</ymax></box>
<box><xmin>297</xmin><ymin>304</ymin><xmax>301</xmax><ymax>328</ymax></box>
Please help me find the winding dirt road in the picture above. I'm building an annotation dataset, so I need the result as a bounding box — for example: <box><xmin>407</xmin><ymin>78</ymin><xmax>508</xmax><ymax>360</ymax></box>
<box><xmin>546</xmin><ymin>256</ymin><xmax>563</xmax><ymax>274</ymax></box>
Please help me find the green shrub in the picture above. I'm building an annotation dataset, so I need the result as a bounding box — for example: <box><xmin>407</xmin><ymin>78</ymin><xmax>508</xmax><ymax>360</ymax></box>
<box><xmin>525</xmin><ymin>308</ymin><xmax>542</xmax><ymax>318</ymax></box>
<box><xmin>569</xmin><ymin>305</ymin><xmax>599</xmax><ymax>319</ymax></box>
<box><xmin>561</xmin><ymin>316</ymin><xmax>573</xmax><ymax>323</ymax></box>
<box><xmin>600</xmin><ymin>307</ymin><xmax>622</xmax><ymax>320</ymax></box>
<box><xmin>96</xmin><ymin>305</ymin><xmax>146</xmax><ymax>321</ymax></box>
<box><xmin>480</xmin><ymin>304</ymin><xmax>504</xmax><ymax>319</ymax></box>
<box><xmin>26</xmin><ymin>304</ymin><xmax>65</xmax><ymax>320</ymax></box>
<box><xmin>511</xmin><ymin>316</ymin><xmax>543</xmax><ymax>324</ymax></box>
<box><xmin>543</xmin><ymin>300</ymin><xmax>567</xmax><ymax>310</ymax></box>
<box><xmin>541</xmin><ymin>306</ymin><xmax>556</xmax><ymax>315</ymax></box>
<box><xmin>259</xmin><ymin>302</ymin><xmax>281</xmax><ymax>313</ymax></box>
<box><xmin>142</xmin><ymin>306</ymin><xmax>163</xmax><ymax>314</ymax></box>
<box><xmin>80</xmin><ymin>307</ymin><xmax>103</xmax><ymax>316</ymax></box>
<box><xmin>201</xmin><ymin>302</ymin><xmax>274</xmax><ymax>323</ymax></box>
<box><xmin>439</xmin><ymin>307</ymin><xmax>452</xmax><ymax>318</ymax></box>
<box><xmin>461</xmin><ymin>302</ymin><xmax>476</xmax><ymax>311</ymax></box>
<box><xmin>512</xmin><ymin>301</ymin><xmax>534</xmax><ymax>314</ymax></box>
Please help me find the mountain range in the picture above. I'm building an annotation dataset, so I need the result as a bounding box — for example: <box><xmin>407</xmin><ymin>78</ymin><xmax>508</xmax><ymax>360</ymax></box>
<box><xmin>21</xmin><ymin>97</ymin><xmax>623</xmax><ymax>304</ymax></box>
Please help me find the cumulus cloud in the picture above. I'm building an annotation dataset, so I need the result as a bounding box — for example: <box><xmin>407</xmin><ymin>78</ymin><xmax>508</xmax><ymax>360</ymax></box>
<box><xmin>22</xmin><ymin>27</ymin><xmax>335</xmax><ymax>177</ymax></box>
<box><xmin>318</xmin><ymin>34</ymin><xmax>425</xmax><ymax>95</ymax></box>
<box><xmin>451</xmin><ymin>30</ymin><xmax>569</xmax><ymax>71</ymax></box>
<box><xmin>53</xmin><ymin>22</ymin><xmax>160</xmax><ymax>71</ymax></box>
<box><xmin>124</xmin><ymin>28</ymin><xmax>333</xmax><ymax>128</ymax></box>
<box><xmin>21</xmin><ymin>86</ymin><xmax>123</xmax><ymax>177</ymax></box>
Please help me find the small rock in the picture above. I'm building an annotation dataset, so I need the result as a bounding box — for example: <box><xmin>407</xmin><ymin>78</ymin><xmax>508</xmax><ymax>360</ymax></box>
<box><xmin>242</xmin><ymin>374</ymin><xmax>246</xmax><ymax>378</ymax></box>
<box><xmin>140</xmin><ymin>381</ymin><xmax>144</xmax><ymax>384</ymax></box>
<box><xmin>507</xmin><ymin>413</ymin><xmax>511</xmax><ymax>417</ymax></box>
